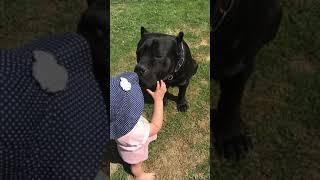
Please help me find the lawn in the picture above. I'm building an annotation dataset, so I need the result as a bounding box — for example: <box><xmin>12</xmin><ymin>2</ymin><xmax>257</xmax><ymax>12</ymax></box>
<box><xmin>110</xmin><ymin>0</ymin><xmax>210</xmax><ymax>179</ymax></box>
<box><xmin>211</xmin><ymin>0</ymin><xmax>320</xmax><ymax>179</ymax></box>
<box><xmin>0</xmin><ymin>0</ymin><xmax>86</xmax><ymax>48</ymax></box>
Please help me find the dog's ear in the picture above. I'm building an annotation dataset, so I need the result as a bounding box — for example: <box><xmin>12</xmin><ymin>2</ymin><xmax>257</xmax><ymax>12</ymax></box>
<box><xmin>176</xmin><ymin>31</ymin><xmax>184</xmax><ymax>43</ymax></box>
<box><xmin>141</xmin><ymin>26</ymin><xmax>148</xmax><ymax>37</ymax></box>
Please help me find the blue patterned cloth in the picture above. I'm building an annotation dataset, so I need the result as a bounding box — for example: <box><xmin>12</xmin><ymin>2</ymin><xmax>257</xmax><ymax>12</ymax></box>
<box><xmin>110</xmin><ymin>72</ymin><xmax>144</xmax><ymax>140</ymax></box>
<box><xmin>0</xmin><ymin>33</ymin><xmax>108</xmax><ymax>179</ymax></box>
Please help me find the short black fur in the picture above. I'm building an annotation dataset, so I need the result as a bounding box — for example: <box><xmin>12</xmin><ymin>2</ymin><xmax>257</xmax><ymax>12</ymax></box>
<box><xmin>135</xmin><ymin>27</ymin><xmax>198</xmax><ymax>112</ymax></box>
<box><xmin>211</xmin><ymin>0</ymin><xmax>282</xmax><ymax>160</ymax></box>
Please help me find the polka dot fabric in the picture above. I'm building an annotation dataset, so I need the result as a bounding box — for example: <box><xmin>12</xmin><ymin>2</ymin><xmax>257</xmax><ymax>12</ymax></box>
<box><xmin>110</xmin><ymin>72</ymin><xmax>144</xmax><ymax>140</ymax></box>
<box><xmin>0</xmin><ymin>33</ymin><xmax>108</xmax><ymax>179</ymax></box>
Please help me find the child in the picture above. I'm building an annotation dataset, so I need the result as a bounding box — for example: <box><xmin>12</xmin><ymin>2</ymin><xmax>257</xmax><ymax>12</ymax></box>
<box><xmin>110</xmin><ymin>72</ymin><xmax>167</xmax><ymax>180</ymax></box>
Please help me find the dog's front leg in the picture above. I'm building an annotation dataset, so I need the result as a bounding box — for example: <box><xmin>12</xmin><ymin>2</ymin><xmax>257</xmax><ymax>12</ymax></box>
<box><xmin>177</xmin><ymin>83</ymin><xmax>189</xmax><ymax>112</ymax></box>
<box><xmin>213</xmin><ymin>62</ymin><xmax>253</xmax><ymax>160</ymax></box>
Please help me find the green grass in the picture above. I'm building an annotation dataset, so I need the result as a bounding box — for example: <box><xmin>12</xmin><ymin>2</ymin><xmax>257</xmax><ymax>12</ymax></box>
<box><xmin>110</xmin><ymin>0</ymin><xmax>210</xmax><ymax>179</ymax></box>
<box><xmin>211</xmin><ymin>0</ymin><xmax>320</xmax><ymax>179</ymax></box>
<box><xmin>0</xmin><ymin>0</ymin><xmax>86</xmax><ymax>48</ymax></box>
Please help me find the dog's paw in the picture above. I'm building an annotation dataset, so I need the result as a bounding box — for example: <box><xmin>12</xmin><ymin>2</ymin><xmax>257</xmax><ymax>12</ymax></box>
<box><xmin>214</xmin><ymin>133</ymin><xmax>253</xmax><ymax>161</ymax></box>
<box><xmin>177</xmin><ymin>100</ymin><xmax>188</xmax><ymax>112</ymax></box>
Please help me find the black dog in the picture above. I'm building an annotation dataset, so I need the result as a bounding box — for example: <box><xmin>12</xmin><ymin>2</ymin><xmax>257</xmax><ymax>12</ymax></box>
<box><xmin>77</xmin><ymin>0</ymin><xmax>109</xmax><ymax>99</ymax></box>
<box><xmin>211</xmin><ymin>0</ymin><xmax>282</xmax><ymax>160</ymax></box>
<box><xmin>135</xmin><ymin>27</ymin><xmax>198</xmax><ymax>112</ymax></box>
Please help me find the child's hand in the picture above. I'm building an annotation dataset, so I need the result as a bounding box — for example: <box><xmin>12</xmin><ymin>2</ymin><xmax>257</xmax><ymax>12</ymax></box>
<box><xmin>146</xmin><ymin>80</ymin><xmax>167</xmax><ymax>103</ymax></box>
<box><xmin>146</xmin><ymin>80</ymin><xmax>166</xmax><ymax>136</ymax></box>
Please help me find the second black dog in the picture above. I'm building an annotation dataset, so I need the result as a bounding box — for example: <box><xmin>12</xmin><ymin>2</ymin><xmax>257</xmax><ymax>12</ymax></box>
<box><xmin>211</xmin><ymin>0</ymin><xmax>282</xmax><ymax>160</ymax></box>
<box><xmin>77</xmin><ymin>0</ymin><xmax>109</xmax><ymax>99</ymax></box>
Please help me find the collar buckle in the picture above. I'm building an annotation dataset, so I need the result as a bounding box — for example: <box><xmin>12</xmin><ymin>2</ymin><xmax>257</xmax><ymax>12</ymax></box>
<box><xmin>167</xmin><ymin>75</ymin><xmax>173</xmax><ymax>81</ymax></box>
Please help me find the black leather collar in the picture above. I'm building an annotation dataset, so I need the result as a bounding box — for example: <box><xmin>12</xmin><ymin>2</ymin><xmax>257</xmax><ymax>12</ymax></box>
<box><xmin>163</xmin><ymin>43</ymin><xmax>185</xmax><ymax>81</ymax></box>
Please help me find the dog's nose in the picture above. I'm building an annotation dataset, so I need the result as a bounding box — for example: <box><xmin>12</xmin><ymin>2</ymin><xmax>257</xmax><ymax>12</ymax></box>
<box><xmin>134</xmin><ymin>65</ymin><xmax>147</xmax><ymax>76</ymax></box>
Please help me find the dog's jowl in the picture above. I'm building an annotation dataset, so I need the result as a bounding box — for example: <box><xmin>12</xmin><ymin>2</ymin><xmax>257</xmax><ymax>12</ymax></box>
<box><xmin>211</xmin><ymin>0</ymin><xmax>282</xmax><ymax>160</ymax></box>
<box><xmin>135</xmin><ymin>27</ymin><xmax>198</xmax><ymax>112</ymax></box>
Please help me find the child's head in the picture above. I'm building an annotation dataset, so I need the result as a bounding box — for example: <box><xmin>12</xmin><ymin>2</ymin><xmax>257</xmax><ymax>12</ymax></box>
<box><xmin>110</xmin><ymin>72</ymin><xmax>144</xmax><ymax>139</ymax></box>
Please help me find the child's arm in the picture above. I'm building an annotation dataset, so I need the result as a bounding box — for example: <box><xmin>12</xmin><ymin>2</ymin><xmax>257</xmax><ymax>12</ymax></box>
<box><xmin>146</xmin><ymin>80</ymin><xmax>167</xmax><ymax>137</ymax></box>
<box><xmin>148</xmin><ymin>98</ymin><xmax>164</xmax><ymax>137</ymax></box>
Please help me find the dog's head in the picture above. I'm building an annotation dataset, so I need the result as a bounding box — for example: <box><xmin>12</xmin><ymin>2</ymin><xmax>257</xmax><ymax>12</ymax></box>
<box><xmin>135</xmin><ymin>27</ymin><xmax>184</xmax><ymax>90</ymax></box>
